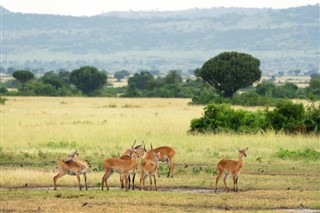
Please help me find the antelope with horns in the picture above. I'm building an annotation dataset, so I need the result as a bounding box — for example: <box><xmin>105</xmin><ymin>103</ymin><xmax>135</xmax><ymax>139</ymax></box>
<box><xmin>215</xmin><ymin>147</ymin><xmax>248</xmax><ymax>192</ymax></box>
<box><xmin>140</xmin><ymin>151</ymin><xmax>160</xmax><ymax>191</ymax></box>
<box><xmin>53</xmin><ymin>151</ymin><xmax>89</xmax><ymax>190</ymax></box>
<box><xmin>119</xmin><ymin>141</ymin><xmax>146</xmax><ymax>190</ymax></box>
<box><xmin>144</xmin><ymin>144</ymin><xmax>175</xmax><ymax>178</ymax></box>
<box><xmin>102</xmin><ymin>142</ymin><xmax>140</xmax><ymax>191</ymax></box>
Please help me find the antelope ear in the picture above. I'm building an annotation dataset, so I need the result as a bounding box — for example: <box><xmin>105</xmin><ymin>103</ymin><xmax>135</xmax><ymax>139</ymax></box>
<box><xmin>150</xmin><ymin>143</ymin><xmax>153</xmax><ymax>150</ymax></box>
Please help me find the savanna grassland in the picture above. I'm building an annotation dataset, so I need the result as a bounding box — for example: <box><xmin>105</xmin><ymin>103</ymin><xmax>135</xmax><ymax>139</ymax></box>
<box><xmin>0</xmin><ymin>97</ymin><xmax>320</xmax><ymax>212</ymax></box>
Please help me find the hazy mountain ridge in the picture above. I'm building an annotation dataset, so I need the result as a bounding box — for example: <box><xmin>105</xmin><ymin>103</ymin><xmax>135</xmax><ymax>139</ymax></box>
<box><xmin>1</xmin><ymin>5</ymin><xmax>319</xmax><ymax>74</ymax></box>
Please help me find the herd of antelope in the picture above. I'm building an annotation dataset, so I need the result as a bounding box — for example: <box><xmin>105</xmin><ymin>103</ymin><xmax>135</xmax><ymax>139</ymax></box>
<box><xmin>53</xmin><ymin>141</ymin><xmax>248</xmax><ymax>193</ymax></box>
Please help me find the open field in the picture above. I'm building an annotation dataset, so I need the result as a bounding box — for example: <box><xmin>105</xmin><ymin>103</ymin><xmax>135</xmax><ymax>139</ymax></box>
<box><xmin>0</xmin><ymin>97</ymin><xmax>320</xmax><ymax>212</ymax></box>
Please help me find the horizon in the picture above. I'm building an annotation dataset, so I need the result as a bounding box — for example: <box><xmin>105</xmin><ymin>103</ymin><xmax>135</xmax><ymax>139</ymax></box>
<box><xmin>1</xmin><ymin>0</ymin><xmax>320</xmax><ymax>17</ymax></box>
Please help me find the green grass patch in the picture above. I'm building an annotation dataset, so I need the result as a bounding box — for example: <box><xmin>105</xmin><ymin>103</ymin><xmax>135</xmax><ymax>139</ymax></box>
<box><xmin>274</xmin><ymin>148</ymin><xmax>320</xmax><ymax>161</ymax></box>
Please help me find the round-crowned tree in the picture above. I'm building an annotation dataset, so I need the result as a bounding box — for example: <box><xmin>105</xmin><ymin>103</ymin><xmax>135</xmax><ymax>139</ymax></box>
<box><xmin>12</xmin><ymin>70</ymin><xmax>34</xmax><ymax>91</ymax></box>
<box><xmin>196</xmin><ymin>51</ymin><xmax>262</xmax><ymax>97</ymax></box>
<box><xmin>114</xmin><ymin>70</ymin><xmax>130</xmax><ymax>82</ymax></box>
<box><xmin>70</xmin><ymin>66</ymin><xmax>107</xmax><ymax>95</ymax></box>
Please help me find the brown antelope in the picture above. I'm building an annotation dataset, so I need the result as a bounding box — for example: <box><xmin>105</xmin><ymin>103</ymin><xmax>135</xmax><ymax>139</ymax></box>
<box><xmin>102</xmin><ymin>143</ymin><xmax>140</xmax><ymax>191</ymax></box>
<box><xmin>119</xmin><ymin>142</ymin><xmax>146</xmax><ymax>190</ymax></box>
<box><xmin>144</xmin><ymin>144</ymin><xmax>175</xmax><ymax>177</ymax></box>
<box><xmin>53</xmin><ymin>151</ymin><xmax>89</xmax><ymax>190</ymax></box>
<box><xmin>215</xmin><ymin>147</ymin><xmax>248</xmax><ymax>193</ymax></box>
<box><xmin>140</xmin><ymin>152</ymin><xmax>160</xmax><ymax>191</ymax></box>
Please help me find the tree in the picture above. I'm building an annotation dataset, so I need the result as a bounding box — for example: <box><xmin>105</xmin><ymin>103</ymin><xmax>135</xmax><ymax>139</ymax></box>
<box><xmin>127</xmin><ymin>71</ymin><xmax>155</xmax><ymax>90</ymax></box>
<box><xmin>196</xmin><ymin>52</ymin><xmax>261</xmax><ymax>97</ymax></box>
<box><xmin>307</xmin><ymin>75</ymin><xmax>320</xmax><ymax>98</ymax></box>
<box><xmin>12</xmin><ymin>70</ymin><xmax>34</xmax><ymax>91</ymax></box>
<box><xmin>256</xmin><ymin>81</ymin><xmax>276</xmax><ymax>97</ymax></box>
<box><xmin>41</xmin><ymin>71</ymin><xmax>63</xmax><ymax>89</ymax></box>
<box><xmin>70</xmin><ymin>66</ymin><xmax>107</xmax><ymax>95</ymax></box>
<box><xmin>165</xmin><ymin>70</ymin><xmax>183</xmax><ymax>84</ymax></box>
<box><xmin>114</xmin><ymin>70</ymin><xmax>130</xmax><ymax>82</ymax></box>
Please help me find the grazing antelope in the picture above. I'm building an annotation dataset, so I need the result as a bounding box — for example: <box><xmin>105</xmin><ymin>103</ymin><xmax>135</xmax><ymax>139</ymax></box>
<box><xmin>144</xmin><ymin>144</ymin><xmax>175</xmax><ymax>178</ymax></box>
<box><xmin>215</xmin><ymin>147</ymin><xmax>249</xmax><ymax>193</ymax></box>
<box><xmin>53</xmin><ymin>151</ymin><xmax>89</xmax><ymax>190</ymax></box>
<box><xmin>140</xmin><ymin>152</ymin><xmax>160</xmax><ymax>191</ymax></box>
<box><xmin>119</xmin><ymin>142</ymin><xmax>146</xmax><ymax>190</ymax></box>
<box><xmin>101</xmin><ymin>143</ymin><xmax>140</xmax><ymax>191</ymax></box>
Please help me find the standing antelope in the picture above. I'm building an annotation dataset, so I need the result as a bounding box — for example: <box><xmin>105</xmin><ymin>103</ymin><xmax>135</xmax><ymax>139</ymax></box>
<box><xmin>144</xmin><ymin>144</ymin><xmax>175</xmax><ymax>178</ymax></box>
<box><xmin>119</xmin><ymin>142</ymin><xmax>146</xmax><ymax>190</ymax></box>
<box><xmin>215</xmin><ymin>147</ymin><xmax>248</xmax><ymax>192</ymax></box>
<box><xmin>140</xmin><ymin>152</ymin><xmax>160</xmax><ymax>191</ymax></box>
<box><xmin>101</xmin><ymin>143</ymin><xmax>140</xmax><ymax>191</ymax></box>
<box><xmin>53</xmin><ymin>151</ymin><xmax>89</xmax><ymax>190</ymax></box>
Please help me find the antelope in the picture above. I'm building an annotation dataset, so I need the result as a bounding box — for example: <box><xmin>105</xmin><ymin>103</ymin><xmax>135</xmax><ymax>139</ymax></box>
<box><xmin>144</xmin><ymin>144</ymin><xmax>175</xmax><ymax>178</ymax></box>
<box><xmin>215</xmin><ymin>147</ymin><xmax>248</xmax><ymax>193</ymax></box>
<box><xmin>53</xmin><ymin>151</ymin><xmax>89</xmax><ymax>190</ymax></box>
<box><xmin>140</xmin><ymin>151</ymin><xmax>160</xmax><ymax>191</ymax></box>
<box><xmin>119</xmin><ymin>142</ymin><xmax>146</xmax><ymax>190</ymax></box>
<box><xmin>101</xmin><ymin>143</ymin><xmax>140</xmax><ymax>191</ymax></box>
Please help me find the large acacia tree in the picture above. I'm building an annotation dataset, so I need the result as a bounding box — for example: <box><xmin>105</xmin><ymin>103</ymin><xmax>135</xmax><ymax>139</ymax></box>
<box><xmin>12</xmin><ymin>70</ymin><xmax>34</xmax><ymax>91</ymax></box>
<box><xmin>70</xmin><ymin>66</ymin><xmax>107</xmax><ymax>95</ymax></box>
<box><xmin>196</xmin><ymin>51</ymin><xmax>261</xmax><ymax>97</ymax></box>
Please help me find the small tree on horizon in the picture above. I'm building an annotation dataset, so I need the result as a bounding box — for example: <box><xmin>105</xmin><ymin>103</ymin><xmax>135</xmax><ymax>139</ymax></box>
<box><xmin>70</xmin><ymin>66</ymin><xmax>107</xmax><ymax>95</ymax></box>
<box><xmin>114</xmin><ymin>70</ymin><xmax>130</xmax><ymax>82</ymax></box>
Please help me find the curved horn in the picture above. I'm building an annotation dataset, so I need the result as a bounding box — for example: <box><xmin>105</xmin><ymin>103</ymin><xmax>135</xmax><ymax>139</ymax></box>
<box><xmin>150</xmin><ymin>143</ymin><xmax>153</xmax><ymax>150</ymax></box>
<box><xmin>130</xmin><ymin>140</ymin><xmax>136</xmax><ymax>152</ymax></box>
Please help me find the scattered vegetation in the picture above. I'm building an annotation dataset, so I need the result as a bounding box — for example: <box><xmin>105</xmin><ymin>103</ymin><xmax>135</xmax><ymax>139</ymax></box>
<box><xmin>45</xmin><ymin>140</ymin><xmax>77</xmax><ymax>149</ymax></box>
<box><xmin>1</xmin><ymin>65</ymin><xmax>319</xmax><ymax>106</ymax></box>
<box><xmin>275</xmin><ymin>148</ymin><xmax>320</xmax><ymax>161</ymax></box>
<box><xmin>0</xmin><ymin>96</ymin><xmax>6</xmax><ymax>104</ymax></box>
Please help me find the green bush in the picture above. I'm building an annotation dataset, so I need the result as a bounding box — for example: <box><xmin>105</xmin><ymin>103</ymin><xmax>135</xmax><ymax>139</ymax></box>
<box><xmin>265</xmin><ymin>101</ymin><xmax>305</xmax><ymax>134</ymax></box>
<box><xmin>190</xmin><ymin>102</ymin><xmax>319</xmax><ymax>135</ymax></box>
<box><xmin>304</xmin><ymin>103</ymin><xmax>320</xmax><ymax>134</ymax></box>
<box><xmin>190</xmin><ymin>103</ymin><xmax>267</xmax><ymax>134</ymax></box>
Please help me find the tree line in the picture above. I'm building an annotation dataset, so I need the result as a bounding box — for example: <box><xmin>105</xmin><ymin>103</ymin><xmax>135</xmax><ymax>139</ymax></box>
<box><xmin>1</xmin><ymin>51</ymin><xmax>319</xmax><ymax>106</ymax></box>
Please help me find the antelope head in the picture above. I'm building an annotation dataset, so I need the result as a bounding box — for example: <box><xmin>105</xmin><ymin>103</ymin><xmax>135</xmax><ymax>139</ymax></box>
<box><xmin>238</xmin><ymin>147</ymin><xmax>248</xmax><ymax>157</ymax></box>
<box><xmin>64</xmin><ymin>150</ymin><xmax>79</xmax><ymax>162</ymax></box>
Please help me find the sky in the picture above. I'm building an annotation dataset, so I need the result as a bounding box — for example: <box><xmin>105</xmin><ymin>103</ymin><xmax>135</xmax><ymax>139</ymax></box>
<box><xmin>1</xmin><ymin>0</ymin><xmax>319</xmax><ymax>16</ymax></box>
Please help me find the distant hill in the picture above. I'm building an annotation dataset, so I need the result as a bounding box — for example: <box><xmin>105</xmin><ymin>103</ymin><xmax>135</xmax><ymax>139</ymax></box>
<box><xmin>1</xmin><ymin>5</ymin><xmax>319</xmax><ymax>75</ymax></box>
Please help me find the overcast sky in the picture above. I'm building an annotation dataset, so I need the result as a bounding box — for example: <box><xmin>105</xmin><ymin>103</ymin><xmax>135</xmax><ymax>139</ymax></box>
<box><xmin>1</xmin><ymin>0</ymin><xmax>319</xmax><ymax>16</ymax></box>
